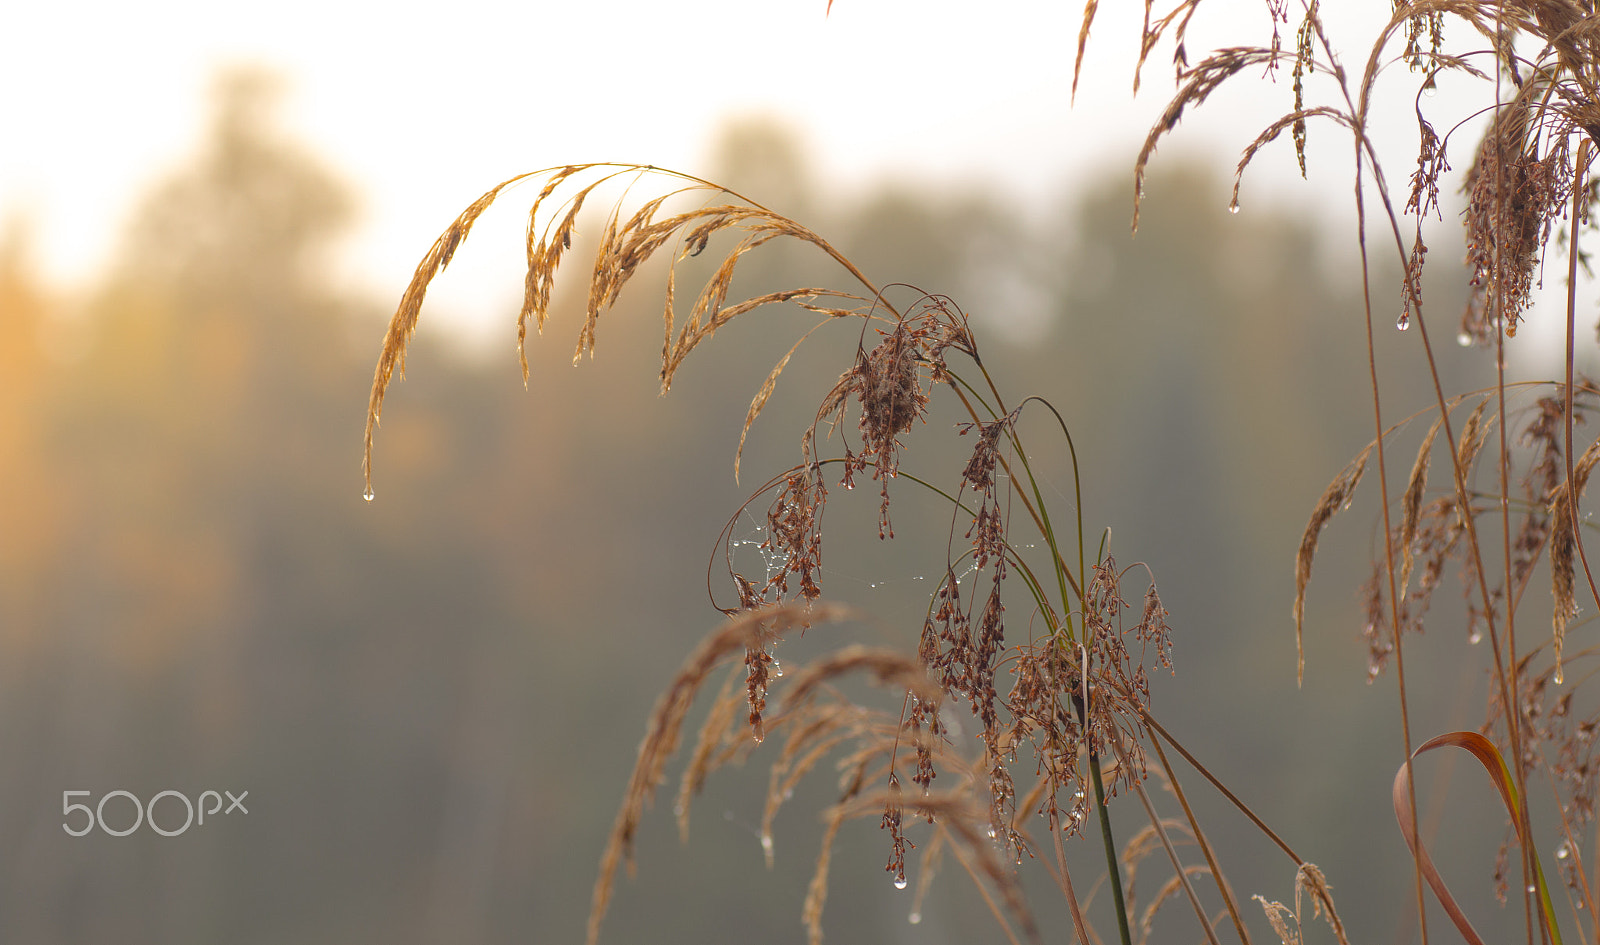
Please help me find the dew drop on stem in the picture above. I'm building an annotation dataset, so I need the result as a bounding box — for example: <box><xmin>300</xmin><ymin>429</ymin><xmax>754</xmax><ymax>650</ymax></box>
<box><xmin>1558</xmin><ymin>842</ymin><xmax>1571</xmax><ymax>860</ymax></box>
<box><xmin>894</xmin><ymin>876</ymin><xmax>909</xmax><ymax>890</ymax></box>
<box><xmin>1458</xmin><ymin>332</ymin><xmax>1472</xmax><ymax>347</ymax></box>
<box><xmin>1396</xmin><ymin>311</ymin><xmax>1410</xmax><ymax>331</ymax></box>
<box><xmin>363</xmin><ymin>486</ymin><xmax>375</xmax><ymax>502</ymax></box>
<box><xmin>908</xmin><ymin>912</ymin><xmax>922</xmax><ymax>925</ymax></box>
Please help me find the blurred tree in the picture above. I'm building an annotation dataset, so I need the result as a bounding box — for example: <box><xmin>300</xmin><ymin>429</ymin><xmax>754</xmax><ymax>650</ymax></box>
<box><xmin>0</xmin><ymin>219</ymin><xmax>64</xmax><ymax>650</ymax></box>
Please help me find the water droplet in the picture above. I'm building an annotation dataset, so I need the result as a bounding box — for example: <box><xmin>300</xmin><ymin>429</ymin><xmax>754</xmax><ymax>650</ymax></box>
<box><xmin>1470</xmin><ymin>630</ymin><xmax>1483</xmax><ymax>645</ymax></box>
<box><xmin>1397</xmin><ymin>311</ymin><xmax>1411</xmax><ymax>331</ymax></box>
<box><xmin>869</xmin><ymin>583</ymin><xmax>877</xmax><ymax>588</ymax></box>
<box><xmin>1228</xmin><ymin>201</ymin><xmax>1240</xmax><ymax>215</ymax></box>
<box><xmin>363</xmin><ymin>487</ymin><xmax>375</xmax><ymax>502</ymax></box>
<box><xmin>1528</xmin><ymin>884</ymin><xmax>1538</xmax><ymax>894</ymax></box>
<box><xmin>1558</xmin><ymin>842</ymin><xmax>1571</xmax><ymax>860</ymax></box>
<box><xmin>1458</xmin><ymin>332</ymin><xmax>1472</xmax><ymax>347</ymax></box>
<box><xmin>760</xmin><ymin>833</ymin><xmax>773</xmax><ymax>854</ymax></box>
<box><xmin>894</xmin><ymin>876</ymin><xmax>909</xmax><ymax>890</ymax></box>
<box><xmin>1555</xmin><ymin>665</ymin><xmax>1565</xmax><ymax>685</ymax></box>
<box><xmin>1423</xmin><ymin>79</ymin><xmax>1438</xmax><ymax>97</ymax></box>
<box><xmin>986</xmin><ymin>827</ymin><xmax>997</xmax><ymax>839</ymax></box>
<box><xmin>908</xmin><ymin>912</ymin><xmax>922</xmax><ymax>925</ymax></box>
<box><xmin>772</xmin><ymin>660</ymin><xmax>782</xmax><ymax>677</ymax></box>
<box><xmin>1074</xmin><ymin>789</ymin><xmax>1086</xmax><ymax>801</ymax></box>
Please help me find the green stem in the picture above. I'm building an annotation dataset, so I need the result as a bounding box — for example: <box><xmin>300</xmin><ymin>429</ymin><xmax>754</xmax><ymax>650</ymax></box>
<box><xmin>1090</xmin><ymin>749</ymin><xmax>1133</xmax><ymax>945</ymax></box>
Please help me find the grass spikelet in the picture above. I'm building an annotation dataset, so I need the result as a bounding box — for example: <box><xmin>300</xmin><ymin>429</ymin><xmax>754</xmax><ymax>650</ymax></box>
<box><xmin>803</xmin><ymin>804</ymin><xmax>848</xmax><ymax>945</ymax></box>
<box><xmin>365</xmin><ymin>170</ymin><xmax>541</xmax><ymax>497</ymax></box>
<box><xmin>1400</xmin><ymin>416</ymin><xmax>1443</xmax><ymax>598</ymax></box>
<box><xmin>843</xmin><ymin>792</ymin><xmax>1042</xmax><ymax>945</ymax></box>
<box><xmin>675</xmin><ymin>664</ymin><xmax>745</xmax><ymax>842</ymax></box>
<box><xmin>519</xmin><ymin>165</ymin><xmax>594</xmax><ymax>377</ymax></box>
<box><xmin>1253</xmin><ymin>894</ymin><xmax>1298</xmax><ymax>945</ymax></box>
<box><xmin>1294</xmin><ymin>863</ymin><xmax>1349</xmax><ymax>945</ymax></box>
<box><xmin>1549</xmin><ymin>435</ymin><xmax>1600</xmax><ymax>682</ymax></box>
<box><xmin>369</xmin><ymin>163</ymin><xmax>896</xmax><ymax>502</ymax></box>
<box><xmin>1230</xmin><ymin>106</ymin><xmax>1355</xmax><ymax>212</ymax></box>
<box><xmin>778</xmin><ymin>644</ymin><xmax>941</xmax><ymax>709</ymax></box>
<box><xmin>1294</xmin><ymin>442</ymin><xmax>1374</xmax><ymax>685</ymax></box>
<box><xmin>1072</xmin><ymin>0</ymin><xmax>1100</xmax><ymax>102</ymax></box>
<box><xmin>587</xmin><ymin>601</ymin><xmax>854</xmax><ymax>945</ymax></box>
<box><xmin>1138</xmin><ymin>865</ymin><xmax>1213</xmax><ymax>945</ymax></box>
<box><xmin>1134</xmin><ymin>47</ymin><xmax>1283</xmax><ymax>233</ymax></box>
<box><xmin>760</xmin><ymin>707</ymin><xmax>864</xmax><ymax>862</ymax></box>
<box><xmin>1453</xmin><ymin>396</ymin><xmax>1495</xmax><ymax>486</ymax></box>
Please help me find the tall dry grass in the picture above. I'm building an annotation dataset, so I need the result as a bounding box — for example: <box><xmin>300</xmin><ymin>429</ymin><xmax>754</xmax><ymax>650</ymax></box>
<box><xmin>362</xmin><ymin>2</ymin><xmax>1600</xmax><ymax>944</ymax></box>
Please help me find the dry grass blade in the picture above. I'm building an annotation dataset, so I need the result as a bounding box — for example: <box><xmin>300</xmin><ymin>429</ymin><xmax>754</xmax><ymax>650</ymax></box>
<box><xmin>1294</xmin><ymin>442</ymin><xmax>1375</xmax><ymax>685</ymax></box>
<box><xmin>587</xmin><ymin>601</ymin><xmax>854</xmax><ymax>945</ymax></box>
<box><xmin>1391</xmin><ymin>733</ymin><xmax>1506</xmax><ymax>945</ymax></box>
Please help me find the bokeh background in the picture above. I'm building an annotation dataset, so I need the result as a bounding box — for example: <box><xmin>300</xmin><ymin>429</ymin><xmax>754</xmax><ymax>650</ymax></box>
<box><xmin>0</xmin><ymin>1</ymin><xmax>1581</xmax><ymax>943</ymax></box>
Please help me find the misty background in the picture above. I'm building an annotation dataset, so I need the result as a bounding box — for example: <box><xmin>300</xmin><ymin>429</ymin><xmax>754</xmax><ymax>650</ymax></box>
<box><xmin>0</xmin><ymin>61</ymin><xmax>1559</xmax><ymax>944</ymax></box>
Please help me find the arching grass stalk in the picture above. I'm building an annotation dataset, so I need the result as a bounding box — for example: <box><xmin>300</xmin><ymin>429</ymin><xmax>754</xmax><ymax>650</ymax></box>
<box><xmin>943</xmin><ymin>371</ymin><xmax>1086</xmax><ymax>637</ymax></box>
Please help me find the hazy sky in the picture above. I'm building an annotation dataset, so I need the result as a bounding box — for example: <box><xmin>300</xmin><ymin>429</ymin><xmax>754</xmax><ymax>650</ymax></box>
<box><xmin>2</xmin><ymin>0</ymin><xmax>1472</xmax><ymax>341</ymax></box>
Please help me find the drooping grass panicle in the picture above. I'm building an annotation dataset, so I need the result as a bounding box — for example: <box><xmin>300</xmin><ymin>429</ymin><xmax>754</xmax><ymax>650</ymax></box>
<box><xmin>364</xmin><ymin>169</ymin><xmax>543</xmax><ymax>497</ymax></box>
<box><xmin>366</xmin><ymin>163</ymin><xmax>894</xmax><ymax>500</ymax></box>
<box><xmin>1550</xmin><ymin>434</ymin><xmax>1600</xmax><ymax>682</ymax></box>
<box><xmin>1135</xmin><ymin>47</ymin><xmax>1289</xmax><ymax>233</ymax></box>
<box><xmin>1293</xmin><ymin>442</ymin><xmax>1374</xmax><ymax>685</ymax></box>
<box><xmin>1400</xmin><ymin>414</ymin><xmax>1444</xmax><ymax>600</ymax></box>
<box><xmin>587</xmin><ymin>601</ymin><xmax>853</xmax><ymax>945</ymax></box>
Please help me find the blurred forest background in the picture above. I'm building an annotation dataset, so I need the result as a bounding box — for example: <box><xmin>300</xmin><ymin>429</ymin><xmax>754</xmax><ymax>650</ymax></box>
<box><xmin>0</xmin><ymin>69</ymin><xmax>1538</xmax><ymax>943</ymax></box>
